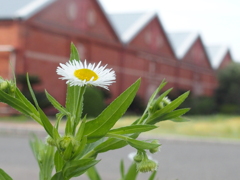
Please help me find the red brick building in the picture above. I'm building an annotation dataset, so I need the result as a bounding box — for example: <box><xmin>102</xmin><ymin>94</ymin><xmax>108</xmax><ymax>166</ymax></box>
<box><xmin>0</xmin><ymin>0</ymin><xmax>233</xmax><ymax>114</ymax></box>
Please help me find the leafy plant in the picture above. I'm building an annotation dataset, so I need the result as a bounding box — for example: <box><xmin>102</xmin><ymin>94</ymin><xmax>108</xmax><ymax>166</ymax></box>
<box><xmin>0</xmin><ymin>43</ymin><xmax>189</xmax><ymax>180</ymax></box>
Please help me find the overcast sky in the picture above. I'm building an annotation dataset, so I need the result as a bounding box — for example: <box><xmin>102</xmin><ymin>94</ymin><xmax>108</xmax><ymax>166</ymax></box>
<box><xmin>99</xmin><ymin>0</ymin><xmax>240</xmax><ymax>62</ymax></box>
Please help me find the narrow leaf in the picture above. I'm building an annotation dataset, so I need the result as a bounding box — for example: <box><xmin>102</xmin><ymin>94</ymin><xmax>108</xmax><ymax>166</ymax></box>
<box><xmin>84</xmin><ymin>79</ymin><xmax>141</xmax><ymax>143</ymax></box>
<box><xmin>86</xmin><ymin>166</ymin><xmax>102</xmax><ymax>180</ymax></box>
<box><xmin>54</xmin><ymin>150</ymin><xmax>64</xmax><ymax>172</ymax></box>
<box><xmin>148</xmin><ymin>171</ymin><xmax>157</xmax><ymax>180</ymax></box>
<box><xmin>120</xmin><ymin>160</ymin><xmax>125</xmax><ymax>179</ymax></box>
<box><xmin>0</xmin><ymin>169</ymin><xmax>13</xmax><ymax>180</ymax></box>
<box><xmin>38</xmin><ymin>108</ymin><xmax>55</xmax><ymax>138</ymax></box>
<box><xmin>63</xmin><ymin>159</ymin><xmax>100</xmax><ymax>179</ymax></box>
<box><xmin>45</xmin><ymin>90</ymin><xmax>69</xmax><ymax>115</ymax></box>
<box><xmin>70</xmin><ymin>42</ymin><xmax>80</xmax><ymax>61</ymax></box>
<box><xmin>106</xmin><ymin>133</ymin><xmax>160</xmax><ymax>150</ymax></box>
<box><xmin>147</xmin><ymin>80</ymin><xmax>167</xmax><ymax>106</ymax></box>
<box><xmin>109</xmin><ymin>125</ymin><xmax>157</xmax><ymax>135</ymax></box>
<box><xmin>124</xmin><ymin>163</ymin><xmax>138</xmax><ymax>180</ymax></box>
<box><xmin>51</xmin><ymin>171</ymin><xmax>64</xmax><ymax>180</ymax></box>
<box><xmin>148</xmin><ymin>108</ymin><xmax>190</xmax><ymax>124</ymax></box>
<box><xmin>0</xmin><ymin>90</ymin><xmax>37</xmax><ymax>120</ymax></box>
<box><xmin>15</xmin><ymin>88</ymin><xmax>39</xmax><ymax>117</ymax></box>
<box><xmin>157</xmin><ymin>91</ymin><xmax>190</xmax><ymax>114</ymax></box>
<box><xmin>26</xmin><ymin>73</ymin><xmax>39</xmax><ymax>107</ymax></box>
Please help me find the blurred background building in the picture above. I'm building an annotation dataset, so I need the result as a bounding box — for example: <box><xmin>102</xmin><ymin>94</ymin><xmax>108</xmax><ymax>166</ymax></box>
<box><xmin>0</xmin><ymin>0</ymin><xmax>233</xmax><ymax>114</ymax></box>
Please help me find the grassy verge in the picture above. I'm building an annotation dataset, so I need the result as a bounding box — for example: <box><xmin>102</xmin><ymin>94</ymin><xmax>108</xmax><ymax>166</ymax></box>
<box><xmin>117</xmin><ymin>115</ymin><xmax>240</xmax><ymax>140</ymax></box>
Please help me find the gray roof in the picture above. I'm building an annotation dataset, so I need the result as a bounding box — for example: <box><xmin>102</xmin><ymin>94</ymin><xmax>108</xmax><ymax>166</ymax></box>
<box><xmin>167</xmin><ymin>32</ymin><xmax>198</xmax><ymax>59</ymax></box>
<box><xmin>0</xmin><ymin>0</ymin><xmax>55</xmax><ymax>20</ymax></box>
<box><xmin>108</xmin><ymin>12</ymin><xmax>156</xmax><ymax>44</ymax></box>
<box><xmin>206</xmin><ymin>45</ymin><xmax>230</xmax><ymax>69</ymax></box>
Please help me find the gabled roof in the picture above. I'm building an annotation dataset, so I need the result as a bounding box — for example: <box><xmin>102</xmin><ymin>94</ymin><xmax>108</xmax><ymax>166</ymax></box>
<box><xmin>108</xmin><ymin>12</ymin><xmax>157</xmax><ymax>44</ymax></box>
<box><xmin>167</xmin><ymin>32</ymin><xmax>198</xmax><ymax>59</ymax></box>
<box><xmin>206</xmin><ymin>45</ymin><xmax>231</xmax><ymax>69</ymax></box>
<box><xmin>0</xmin><ymin>0</ymin><xmax>56</xmax><ymax>20</ymax></box>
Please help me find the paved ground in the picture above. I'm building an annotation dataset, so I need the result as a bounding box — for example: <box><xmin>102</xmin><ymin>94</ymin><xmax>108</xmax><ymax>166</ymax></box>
<box><xmin>0</xmin><ymin>121</ymin><xmax>240</xmax><ymax>180</ymax></box>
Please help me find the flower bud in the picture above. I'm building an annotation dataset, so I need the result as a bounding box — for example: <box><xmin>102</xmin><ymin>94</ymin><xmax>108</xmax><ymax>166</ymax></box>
<box><xmin>58</xmin><ymin>136</ymin><xmax>72</xmax><ymax>151</ymax></box>
<box><xmin>46</xmin><ymin>136</ymin><xmax>56</xmax><ymax>146</ymax></box>
<box><xmin>149</xmin><ymin>140</ymin><xmax>161</xmax><ymax>154</ymax></box>
<box><xmin>0</xmin><ymin>78</ymin><xmax>16</xmax><ymax>96</ymax></box>
<box><xmin>133</xmin><ymin>151</ymin><xmax>143</xmax><ymax>163</ymax></box>
<box><xmin>136</xmin><ymin>152</ymin><xmax>158</xmax><ymax>173</ymax></box>
<box><xmin>159</xmin><ymin>97</ymin><xmax>171</xmax><ymax>109</ymax></box>
<box><xmin>57</xmin><ymin>135</ymin><xmax>80</xmax><ymax>160</ymax></box>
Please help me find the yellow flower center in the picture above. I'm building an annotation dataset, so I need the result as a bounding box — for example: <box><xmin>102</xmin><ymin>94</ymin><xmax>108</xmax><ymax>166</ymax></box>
<box><xmin>74</xmin><ymin>69</ymin><xmax>99</xmax><ymax>81</ymax></box>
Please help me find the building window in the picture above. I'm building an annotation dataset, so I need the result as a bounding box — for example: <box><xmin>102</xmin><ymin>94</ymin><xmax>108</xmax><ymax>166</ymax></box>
<box><xmin>66</xmin><ymin>2</ymin><xmax>77</xmax><ymax>20</ymax></box>
<box><xmin>87</xmin><ymin>9</ymin><xmax>96</xmax><ymax>26</ymax></box>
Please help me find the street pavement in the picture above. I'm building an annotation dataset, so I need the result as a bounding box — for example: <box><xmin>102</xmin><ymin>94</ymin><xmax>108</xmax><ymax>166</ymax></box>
<box><xmin>0</xmin><ymin>121</ymin><xmax>240</xmax><ymax>180</ymax></box>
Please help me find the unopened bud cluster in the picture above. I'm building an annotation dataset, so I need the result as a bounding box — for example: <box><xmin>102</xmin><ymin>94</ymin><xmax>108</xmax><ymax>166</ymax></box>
<box><xmin>133</xmin><ymin>151</ymin><xmax>158</xmax><ymax>173</ymax></box>
<box><xmin>158</xmin><ymin>96</ymin><xmax>171</xmax><ymax>109</ymax></box>
<box><xmin>47</xmin><ymin>135</ymin><xmax>80</xmax><ymax>161</ymax></box>
<box><xmin>0</xmin><ymin>77</ymin><xmax>16</xmax><ymax>96</ymax></box>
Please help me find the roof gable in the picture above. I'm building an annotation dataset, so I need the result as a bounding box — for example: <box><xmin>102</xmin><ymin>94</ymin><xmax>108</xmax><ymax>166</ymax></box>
<box><xmin>25</xmin><ymin>0</ymin><xmax>119</xmax><ymax>42</ymax></box>
<box><xmin>109</xmin><ymin>12</ymin><xmax>175</xmax><ymax>57</ymax></box>
<box><xmin>108</xmin><ymin>12</ymin><xmax>156</xmax><ymax>44</ymax></box>
<box><xmin>0</xmin><ymin>0</ymin><xmax>55</xmax><ymax>20</ymax></box>
<box><xmin>167</xmin><ymin>32</ymin><xmax>198</xmax><ymax>59</ymax></box>
<box><xmin>206</xmin><ymin>45</ymin><xmax>232</xmax><ymax>69</ymax></box>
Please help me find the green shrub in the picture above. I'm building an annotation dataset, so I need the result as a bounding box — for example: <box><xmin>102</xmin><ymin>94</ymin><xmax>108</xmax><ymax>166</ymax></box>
<box><xmin>180</xmin><ymin>96</ymin><xmax>216</xmax><ymax>115</ymax></box>
<box><xmin>82</xmin><ymin>87</ymin><xmax>106</xmax><ymax>118</ymax></box>
<box><xmin>214</xmin><ymin>62</ymin><xmax>240</xmax><ymax>114</ymax></box>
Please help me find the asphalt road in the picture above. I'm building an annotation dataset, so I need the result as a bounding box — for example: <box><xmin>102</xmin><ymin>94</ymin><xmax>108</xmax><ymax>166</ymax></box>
<box><xmin>0</xmin><ymin>133</ymin><xmax>240</xmax><ymax>180</ymax></box>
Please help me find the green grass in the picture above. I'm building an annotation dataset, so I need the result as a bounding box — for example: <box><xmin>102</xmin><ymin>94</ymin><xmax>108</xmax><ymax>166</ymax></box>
<box><xmin>117</xmin><ymin>115</ymin><xmax>240</xmax><ymax>140</ymax></box>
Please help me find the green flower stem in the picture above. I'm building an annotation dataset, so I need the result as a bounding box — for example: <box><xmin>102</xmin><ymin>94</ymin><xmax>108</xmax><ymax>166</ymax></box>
<box><xmin>30</xmin><ymin>113</ymin><xmax>42</xmax><ymax>126</ymax></box>
<box><xmin>105</xmin><ymin>133</ymin><xmax>128</xmax><ymax>141</ymax></box>
<box><xmin>73</xmin><ymin>86</ymin><xmax>86</xmax><ymax>134</ymax></box>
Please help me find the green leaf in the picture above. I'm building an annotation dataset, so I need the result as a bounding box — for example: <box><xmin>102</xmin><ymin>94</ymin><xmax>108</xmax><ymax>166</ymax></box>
<box><xmin>94</xmin><ymin>137</ymin><xmax>128</xmax><ymax>153</ymax></box>
<box><xmin>75</xmin><ymin>138</ymin><xmax>105</xmax><ymax>159</ymax></box>
<box><xmin>148</xmin><ymin>171</ymin><xmax>157</xmax><ymax>180</ymax></box>
<box><xmin>63</xmin><ymin>159</ymin><xmax>100</xmax><ymax>179</ymax></box>
<box><xmin>124</xmin><ymin>163</ymin><xmax>138</xmax><ymax>180</ymax></box>
<box><xmin>51</xmin><ymin>172</ymin><xmax>64</xmax><ymax>180</ymax></box>
<box><xmin>75</xmin><ymin>116</ymin><xmax>87</xmax><ymax>141</ymax></box>
<box><xmin>72</xmin><ymin>136</ymin><xmax>87</xmax><ymax>159</ymax></box>
<box><xmin>170</xmin><ymin>116</ymin><xmax>190</xmax><ymax>122</ymax></box>
<box><xmin>26</xmin><ymin>73</ymin><xmax>39</xmax><ymax>107</ymax></box>
<box><xmin>148</xmin><ymin>108</ymin><xmax>190</xmax><ymax>124</ymax></box>
<box><xmin>0</xmin><ymin>90</ymin><xmax>39</xmax><ymax>122</ymax></box>
<box><xmin>70</xmin><ymin>42</ymin><xmax>80</xmax><ymax>61</ymax></box>
<box><xmin>109</xmin><ymin>125</ymin><xmax>157</xmax><ymax>135</ymax></box>
<box><xmin>147</xmin><ymin>80</ymin><xmax>167</xmax><ymax>107</ymax></box>
<box><xmin>147</xmin><ymin>91</ymin><xmax>190</xmax><ymax>124</ymax></box>
<box><xmin>38</xmin><ymin>108</ymin><xmax>55</xmax><ymax>138</ymax></box>
<box><xmin>126</xmin><ymin>138</ymin><xmax>160</xmax><ymax>150</ymax></box>
<box><xmin>106</xmin><ymin>133</ymin><xmax>160</xmax><ymax>150</ymax></box>
<box><xmin>65</xmin><ymin>116</ymin><xmax>73</xmax><ymax>135</ymax></box>
<box><xmin>84</xmin><ymin>79</ymin><xmax>141</xmax><ymax>143</ymax></box>
<box><xmin>54</xmin><ymin>150</ymin><xmax>64</xmax><ymax>172</ymax></box>
<box><xmin>15</xmin><ymin>88</ymin><xmax>39</xmax><ymax>118</ymax></box>
<box><xmin>0</xmin><ymin>169</ymin><xmax>13</xmax><ymax>180</ymax></box>
<box><xmin>86</xmin><ymin>166</ymin><xmax>102</xmax><ymax>180</ymax></box>
<box><xmin>120</xmin><ymin>160</ymin><xmax>125</xmax><ymax>179</ymax></box>
<box><xmin>45</xmin><ymin>90</ymin><xmax>69</xmax><ymax>115</ymax></box>
<box><xmin>63</xmin><ymin>141</ymin><xmax>73</xmax><ymax>161</ymax></box>
<box><xmin>158</xmin><ymin>91</ymin><xmax>189</xmax><ymax>114</ymax></box>
<box><xmin>93</xmin><ymin>134</ymin><xmax>139</xmax><ymax>153</ymax></box>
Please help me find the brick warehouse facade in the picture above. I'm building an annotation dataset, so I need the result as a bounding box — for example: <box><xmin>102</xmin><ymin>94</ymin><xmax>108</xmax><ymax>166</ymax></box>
<box><xmin>0</xmin><ymin>0</ymin><xmax>233</xmax><ymax>114</ymax></box>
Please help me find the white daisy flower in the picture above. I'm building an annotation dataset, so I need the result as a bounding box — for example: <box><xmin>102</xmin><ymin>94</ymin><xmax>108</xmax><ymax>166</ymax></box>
<box><xmin>56</xmin><ymin>60</ymin><xmax>116</xmax><ymax>90</ymax></box>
